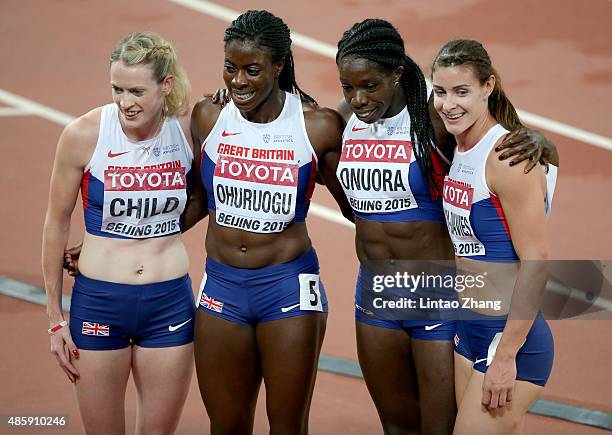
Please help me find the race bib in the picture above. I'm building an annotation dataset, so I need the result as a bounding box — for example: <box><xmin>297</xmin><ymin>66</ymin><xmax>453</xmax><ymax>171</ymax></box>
<box><xmin>337</xmin><ymin>139</ymin><xmax>417</xmax><ymax>213</ymax></box>
<box><xmin>443</xmin><ymin>177</ymin><xmax>485</xmax><ymax>256</ymax></box>
<box><xmin>298</xmin><ymin>273</ymin><xmax>323</xmax><ymax>312</ymax></box>
<box><xmin>213</xmin><ymin>155</ymin><xmax>298</xmax><ymax>233</ymax></box>
<box><xmin>102</xmin><ymin>166</ymin><xmax>186</xmax><ymax>238</ymax></box>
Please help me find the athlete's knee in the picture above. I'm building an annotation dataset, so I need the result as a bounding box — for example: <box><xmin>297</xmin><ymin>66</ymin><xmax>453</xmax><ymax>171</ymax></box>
<box><xmin>380</xmin><ymin>413</ymin><xmax>421</xmax><ymax>435</ymax></box>
<box><xmin>381</xmin><ymin>421</ymin><xmax>420</xmax><ymax>435</ymax></box>
<box><xmin>269</xmin><ymin>419</ymin><xmax>307</xmax><ymax>435</ymax></box>
<box><xmin>504</xmin><ymin>413</ymin><xmax>524</xmax><ymax>434</ymax></box>
<box><xmin>210</xmin><ymin>418</ymin><xmax>255</xmax><ymax>435</ymax></box>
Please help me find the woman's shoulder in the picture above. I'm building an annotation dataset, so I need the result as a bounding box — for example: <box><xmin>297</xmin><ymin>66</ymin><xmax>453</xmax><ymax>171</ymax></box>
<box><xmin>302</xmin><ymin>104</ymin><xmax>344</xmax><ymax>155</ymax></box>
<box><xmin>63</xmin><ymin>107</ymin><xmax>102</xmax><ymax>147</ymax></box>
<box><xmin>55</xmin><ymin>106</ymin><xmax>103</xmax><ymax>168</ymax></box>
<box><xmin>191</xmin><ymin>97</ymin><xmax>224</xmax><ymax>140</ymax></box>
<box><xmin>302</xmin><ymin>103</ymin><xmax>343</xmax><ymax>130</ymax></box>
<box><xmin>192</xmin><ymin>97</ymin><xmax>223</xmax><ymax>121</ymax></box>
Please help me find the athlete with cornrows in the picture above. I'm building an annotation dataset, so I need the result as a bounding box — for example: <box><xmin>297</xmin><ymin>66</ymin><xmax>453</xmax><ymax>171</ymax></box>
<box><xmin>188</xmin><ymin>10</ymin><xmax>351</xmax><ymax>435</ymax></box>
<box><xmin>43</xmin><ymin>32</ymin><xmax>195</xmax><ymax>435</ymax></box>
<box><xmin>334</xmin><ymin>19</ymin><xmax>558</xmax><ymax>435</ymax></box>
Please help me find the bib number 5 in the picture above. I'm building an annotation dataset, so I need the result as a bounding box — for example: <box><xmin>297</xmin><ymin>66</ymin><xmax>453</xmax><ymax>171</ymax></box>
<box><xmin>298</xmin><ymin>273</ymin><xmax>323</xmax><ymax>312</ymax></box>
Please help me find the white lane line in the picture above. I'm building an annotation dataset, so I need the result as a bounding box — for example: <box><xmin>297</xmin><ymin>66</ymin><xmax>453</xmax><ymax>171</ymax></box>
<box><xmin>168</xmin><ymin>0</ymin><xmax>337</xmax><ymax>58</ymax></box>
<box><xmin>169</xmin><ymin>0</ymin><xmax>612</xmax><ymax>151</ymax></box>
<box><xmin>518</xmin><ymin>110</ymin><xmax>612</xmax><ymax>151</ymax></box>
<box><xmin>0</xmin><ymin>107</ymin><xmax>32</xmax><ymax>117</ymax></box>
<box><xmin>0</xmin><ymin>89</ymin><xmax>74</xmax><ymax>126</ymax></box>
<box><xmin>0</xmin><ymin>88</ymin><xmax>352</xmax><ymax>227</ymax></box>
<box><xmin>309</xmin><ymin>203</ymin><xmax>354</xmax><ymax>228</ymax></box>
<box><xmin>0</xmin><ymin>276</ymin><xmax>72</xmax><ymax>311</ymax></box>
<box><xmin>547</xmin><ymin>280</ymin><xmax>612</xmax><ymax>311</ymax></box>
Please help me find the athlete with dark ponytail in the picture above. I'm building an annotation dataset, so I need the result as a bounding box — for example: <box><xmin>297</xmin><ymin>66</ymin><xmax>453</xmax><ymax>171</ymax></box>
<box><xmin>432</xmin><ymin>39</ymin><xmax>555</xmax><ymax>435</ymax></box>
<box><xmin>189</xmin><ymin>10</ymin><xmax>351</xmax><ymax>435</ymax></box>
<box><xmin>335</xmin><ymin>19</ymin><xmax>558</xmax><ymax>434</ymax></box>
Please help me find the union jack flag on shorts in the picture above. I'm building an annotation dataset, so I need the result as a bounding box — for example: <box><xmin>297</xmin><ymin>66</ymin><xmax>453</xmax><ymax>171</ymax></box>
<box><xmin>82</xmin><ymin>321</ymin><xmax>110</xmax><ymax>336</ymax></box>
<box><xmin>200</xmin><ymin>292</ymin><xmax>224</xmax><ymax>313</ymax></box>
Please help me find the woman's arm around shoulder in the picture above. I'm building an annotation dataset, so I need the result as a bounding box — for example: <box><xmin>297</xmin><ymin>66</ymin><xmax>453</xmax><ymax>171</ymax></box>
<box><xmin>304</xmin><ymin>105</ymin><xmax>354</xmax><ymax>222</ymax></box>
<box><xmin>190</xmin><ymin>96</ymin><xmax>223</xmax><ymax>146</ymax></box>
<box><xmin>178</xmin><ymin>105</ymin><xmax>207</xmax><ymax>232</ymax></box>
<box><xmin>181</xmin><ymin>98</ymin><xmax>226</xmax><ymax>232</ymax></box>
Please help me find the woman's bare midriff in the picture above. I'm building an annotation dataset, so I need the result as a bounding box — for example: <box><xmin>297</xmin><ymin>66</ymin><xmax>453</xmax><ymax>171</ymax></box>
<box><xmin>78</xmin><ymin>232</ymin><xmax>189</xmax><ymax>284</ymax></box>
<box><xmin>205</xmin><ymin>211</ymin><xmax>312</xmax><ymax>268</ymax></box>
<box><xmin>455</xmin><ymin>256</ymin><xmax>519</xmax><ymax>316</ymax></box>
<box><xmin>355</xmin><ymin>217</ymin><xmax>454</xmax><ymax>262</ymax></box>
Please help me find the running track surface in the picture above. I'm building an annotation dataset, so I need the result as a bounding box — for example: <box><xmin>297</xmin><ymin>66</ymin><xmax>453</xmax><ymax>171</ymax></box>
<box><xmin>0</xmin><ymin>1</ymin><xmax>611</xmax><ymax>434</ymax></box>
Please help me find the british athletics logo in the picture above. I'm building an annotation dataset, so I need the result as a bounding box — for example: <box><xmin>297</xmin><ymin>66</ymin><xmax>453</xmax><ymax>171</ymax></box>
<box><xmin>81</xmin><ymin>322</ymin><xmax>110</xmax><ymax>336</ymax></box>
<box><xmin>200</xmin><ymin>292</ymin><xmax>224</xmax><ymax>313</ymax></box>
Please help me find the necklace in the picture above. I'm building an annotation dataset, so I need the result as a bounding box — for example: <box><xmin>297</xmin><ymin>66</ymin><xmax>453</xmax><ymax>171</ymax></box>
<box><xmin>138</xmin><ymin>116</ymin><xmax>165</xmax><ymax>155</ymax></box>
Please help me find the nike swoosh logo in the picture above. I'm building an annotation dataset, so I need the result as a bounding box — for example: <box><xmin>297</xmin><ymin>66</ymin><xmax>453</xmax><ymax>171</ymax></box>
<box><xmin>221</xmin><ymin>130</ymin><xmax>240</xmax><ymax>137</ymax></box>
<box><xmin>168</xmin><ymin>318</ymin><xmax>192</xmax><ymax>332</ymax></box>
<box><xmin>424</xmin><ymin>323</ymin><xmax>443</xmax><ymax>331</ymax></box>
<box><xmin>281</xmin><ymin>303</ymin><xmax>300</xmax><ymax>313</ymax></box>
<box><xmin>107</xmin><ymin>150</ymin><xmax>129</xmax><ymax>158</ymax></box>
<box><xmin>351</xmin><ymin>126</ymin><xmax>367</xmax><ymax>132</ymax></box>
<box><xmin>474</xmin><ymin>358</ymin><xmax>488</xmax><ymax>365</ymax></box>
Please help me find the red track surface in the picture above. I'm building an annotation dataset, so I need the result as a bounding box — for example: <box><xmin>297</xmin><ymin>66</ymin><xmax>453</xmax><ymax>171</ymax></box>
<box><xmin>1</xmin><ymin>1</ymin><xmax>610</xmax><ymax>433</ymax></box>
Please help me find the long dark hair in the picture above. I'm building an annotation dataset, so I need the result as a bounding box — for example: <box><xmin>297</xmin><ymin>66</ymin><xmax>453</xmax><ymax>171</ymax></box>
<box><xmin>336</xmin><ymin>18</ymin><xmax>440</xmax><ymax>193</ymax></box>
<box><xmin>224</xmin><ymin>10</ymin><xmax>316</xmax><ymax>104</ymax></box>
<box><xmin>431</xmin><ymin>39</ymin><xmax>522</xmax><ymax>131</ymax></box>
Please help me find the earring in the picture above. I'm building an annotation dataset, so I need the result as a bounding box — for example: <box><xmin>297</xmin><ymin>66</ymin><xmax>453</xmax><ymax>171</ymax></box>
<box><xmin>394</xmin><ymin>81</ymin><xmax>399</xmax><ymax>87</ymax></box>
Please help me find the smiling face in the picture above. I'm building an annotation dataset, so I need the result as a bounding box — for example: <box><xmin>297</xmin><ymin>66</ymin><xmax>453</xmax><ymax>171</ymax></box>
<box><xmin>338</xmin><ymin>56</ymin><xmax>405</xmax><ymax>123</ymax></box>
<box><xmin>432</xmin><ymin>64</ymin><xmax>495</xmax><ymax>142</ymax></box>
<box><xmin>110</xmin><ymin>61</ymin><xmax>171</xmax><ymax>139</ymax></box>
<box><xmin>223</xmin><ymin>40</ymin><xmax>284</xmax><ymax>118</ymax></box>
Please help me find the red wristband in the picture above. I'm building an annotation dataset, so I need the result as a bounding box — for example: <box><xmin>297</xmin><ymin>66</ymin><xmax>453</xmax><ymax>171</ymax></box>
<box><xmin>47</xmin><ymin>320</ymin><xmax>68</xmax><ymax>335</ymax></box>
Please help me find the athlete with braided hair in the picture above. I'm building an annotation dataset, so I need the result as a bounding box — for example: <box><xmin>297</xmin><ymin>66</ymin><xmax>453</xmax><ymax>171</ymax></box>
<box><xmin>188</xmin><ymin>10</ymin><xmax>351</xmax><ymax>435</ymax></box>
<box><xmin>334</xmin><ymin>19</ymin><xmax>558</xmax><ymax>434</ymax></box>
<box><xmin>43</xmin><ymin>32</ymin><xmax>195</xmax><ymax>434</ymax></box>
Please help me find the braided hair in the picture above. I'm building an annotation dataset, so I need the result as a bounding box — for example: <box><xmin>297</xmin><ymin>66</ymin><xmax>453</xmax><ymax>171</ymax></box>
<box><xmin>431</xmin><ymin>40</ymin><xmax>522</xmax><ymax>131</ymax></box>
<box><xmin>336</xmin><ymin>19</ymin><xmax>440</xmax><ymax>193</ymax></box>
<box><xmin>110</xmin><ymin>32</ymin><xmax>190</xmax><ymax>117</ymax></box>
<box><xmin>224</xmin><ymin>10</ymin><xmax>316</xmax><ymax>104</ymax></box>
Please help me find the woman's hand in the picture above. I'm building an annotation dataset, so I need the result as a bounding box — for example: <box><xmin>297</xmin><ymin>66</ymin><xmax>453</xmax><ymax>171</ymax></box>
<box><xmin>496</xmin><ymin>127</ymin><xmax>559</xmax><ymax>173</ymax></box>
<box><xmin>49</xmin><ymin>323</ymin><xmax>80</xmax><ymax>383</ymax></box>
<box><xmin>481</xmin><ymin>354</ymin><xmax>516</xmax><ymax>410</ymax></box>
<box><xmin>210</xmin><ymin>88</ymin><xmax>231</xmax><ymax>107</ymax></box>
<box><xmin>63</xmin><ymin>242</ymin><xmax>82</xmax><ymax>277</ymax></box>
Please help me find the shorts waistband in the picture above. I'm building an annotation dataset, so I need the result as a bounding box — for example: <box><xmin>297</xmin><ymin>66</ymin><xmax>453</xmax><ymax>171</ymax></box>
<box><xmin>75</xmin><ymin>274</ymin><xmax>190</xmax><ymax>291</ymax></box>
<box><xmin>205</xmin><ymin>248</ymin><xmax>318</xmax><ymax>280</ymax></box>
<box><xmin>458</xmin><ymin>309</ymin><xmax>545</xmax><ymax>324</ymax></box>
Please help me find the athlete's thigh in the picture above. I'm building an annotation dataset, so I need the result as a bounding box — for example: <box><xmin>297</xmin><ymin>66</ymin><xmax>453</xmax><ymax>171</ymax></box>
<box><xmin>256</xmin><ymin>313</ymin><xmax>327</xmax><ymax>431</ymax></box>
<box><xmin>453</xmin><ymin>370</ymin><xmax>542</xmax><ymax>435</ymax></box>
<box><xmin>411</xmin><ymin>338</ymin><xmax>456</xmax><ymax>434</ymax></box>
<box><xmin>194</xmin><ymin>310</ymin><xmax>261</xmax><ymax>433</ymax></box>
<box><xmin>73</xmin><ymin>348</ymin><xmax>132</xmax><ymax>435</ymax></box>
<box><xmin>454</xmin><ymin>352</ymin><xmax>473</xmax><ymax>409</ymax></box>
<box><xmin>356</xmin><ymin>321</ymin><xmax>420</xmax><ymax>431</ymax></box>
<box><xmin>131</xmin><ymin>343</ymin><xmax>193</xmax><ymax>435</ymax></box>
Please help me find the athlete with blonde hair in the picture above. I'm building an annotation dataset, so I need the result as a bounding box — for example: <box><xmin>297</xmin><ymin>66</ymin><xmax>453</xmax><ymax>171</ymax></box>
<box><xmin>43</xmin><ymin>31</ymin><xmax>197</xmax><ymax>435</ymax></box>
